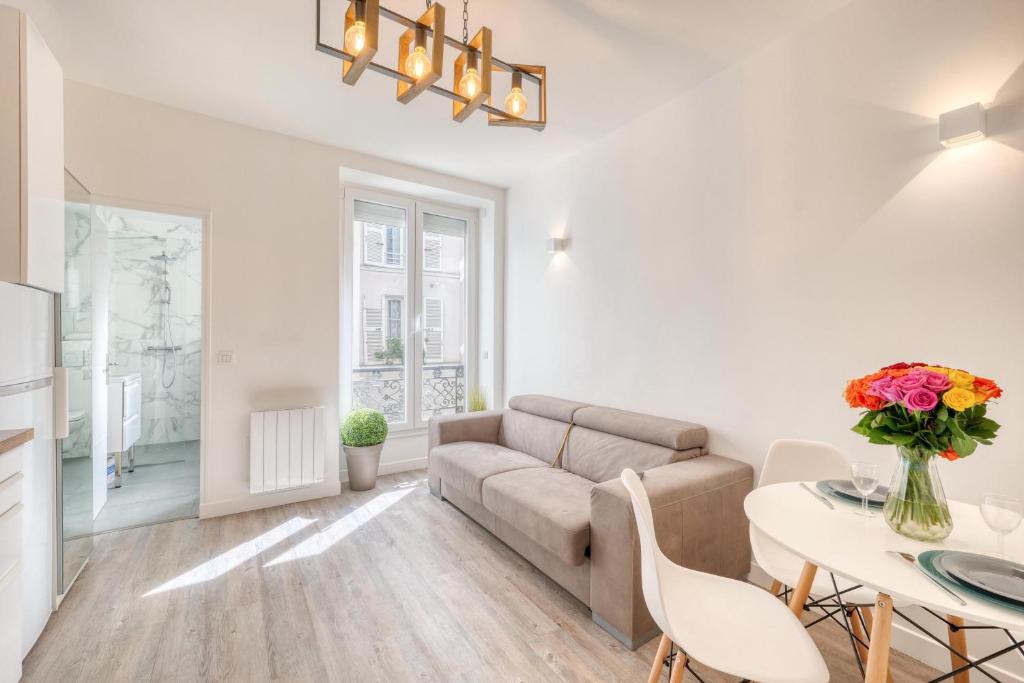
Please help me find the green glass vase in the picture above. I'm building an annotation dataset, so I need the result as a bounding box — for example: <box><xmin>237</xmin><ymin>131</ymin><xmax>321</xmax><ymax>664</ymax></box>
<box><xmin>883</xmin><ymin>446</ymin><xmax>953</xmax><ymax>541</ymax></box>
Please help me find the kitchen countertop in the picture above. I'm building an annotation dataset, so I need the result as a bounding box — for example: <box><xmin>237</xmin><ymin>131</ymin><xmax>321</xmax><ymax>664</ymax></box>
<box><xmin>0</xmin><ymin>428</ymin><xmax>34</xmax><ymax>456</ymax></box>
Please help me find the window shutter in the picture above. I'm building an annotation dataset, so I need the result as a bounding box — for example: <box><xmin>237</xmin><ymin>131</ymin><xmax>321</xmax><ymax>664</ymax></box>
<box><xmin>363</xmin><ymin>306</ymin><xmax>384</xmax><ymax>363</ymax></box>
<box><xmin>423</xmin><ymin>233</ymin><xmax>442</xmax><ymax>271</ymax></box>
<box><xmin>423</xmin><ymin>297</ymin><xmax>443</xmax><ymax>363</ymax></box>
<box><xmin>363</xmin><ymin>225</ymin><xmax>384</xmax><ymax>265</ymax></box>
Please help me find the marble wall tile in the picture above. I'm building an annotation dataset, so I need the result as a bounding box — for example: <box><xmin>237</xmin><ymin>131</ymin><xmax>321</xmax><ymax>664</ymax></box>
<box><xmin>107</xmin><ymin>211</ymin><xmax>202</xmax><ymax>446</ymax></box>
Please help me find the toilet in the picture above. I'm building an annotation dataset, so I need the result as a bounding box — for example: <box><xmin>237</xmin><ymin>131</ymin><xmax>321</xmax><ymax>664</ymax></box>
<box><xmin>61</xmin><ymin>410</ymin><xmax>90</xmax><ymax>459</ymax></box>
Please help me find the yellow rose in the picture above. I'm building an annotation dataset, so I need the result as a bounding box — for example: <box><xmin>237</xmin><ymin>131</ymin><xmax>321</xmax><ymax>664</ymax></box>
<box><xmin>925</xmin><ymin>366</ymin><xmax>950</xmax><ymax>376</ymax></box>
<box><xmin>942</xmin><ymin>387</ymin><xmax>976</xmax><ymax>412</ymax></box>
<box><xmin>947</xmin><ymin>370</ymin><xmax>976</xmax><ymax>389</ymax></box>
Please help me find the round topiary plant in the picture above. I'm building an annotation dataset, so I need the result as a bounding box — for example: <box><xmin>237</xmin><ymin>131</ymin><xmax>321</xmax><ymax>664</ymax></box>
<box><xmin>341</xmin><ymin>408</ymin><xmax>388</xmax><ymax>448</ymax></box>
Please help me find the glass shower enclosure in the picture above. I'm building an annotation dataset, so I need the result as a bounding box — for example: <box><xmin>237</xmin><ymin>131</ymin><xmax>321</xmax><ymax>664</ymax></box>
<box><xmin>56</xmin><ymin>169</ymin><xmax>95</xmax><ymax>595</ymax></box>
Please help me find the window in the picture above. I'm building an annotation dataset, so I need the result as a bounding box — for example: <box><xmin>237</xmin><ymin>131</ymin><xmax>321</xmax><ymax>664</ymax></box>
<box><xmin>346</xmin><ymin>193</ymin><xmax>475</xmax><ymax>431</ymax></box>
<box><xmin>423</xmin><ymin>233</ymin><xmax>442</xmax><ymax>271</ymax></box>
<box><xmin>385</xmin><ymin>296</ymin><xmax>403</xmax><ymax>342</ymax></box>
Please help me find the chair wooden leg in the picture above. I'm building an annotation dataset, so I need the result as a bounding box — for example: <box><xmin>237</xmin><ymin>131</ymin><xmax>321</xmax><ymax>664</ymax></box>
<box><xmin>850</xmin><ymin>608</ymin><xmax>869</xmax><ymax>666</ymax></box>
<box><xmin>769</xmin><ymin>578</ymin><xmax>782</xmax><ymax>596</ymax></box>
<box><xmin>947</xmin><ymin>615</ymin><xmax>970</xmax><ymax>683</ymax></box>
<box><xmin>865</xmin><ymin>593</ymin><xmax>893</xmax><ymax>683</ymax></box>
<box><xmin>788</xmin><ymin>561</ymin><xmax>817</xmax><ymax>619</ymax></box>
<box><xmin>668</xmin><ymin>647</ymin><xmax>687</xmax><ymax>683</ymax></box>
<box><xmin>648</xmin><ymin>634</ymin><xmax>671</xmax><ymax>683</ymax></box>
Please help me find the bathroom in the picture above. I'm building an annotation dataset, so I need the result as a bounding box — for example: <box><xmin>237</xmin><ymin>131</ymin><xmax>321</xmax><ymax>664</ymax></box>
<box><xmin>62</xmin><ymin>204</ymin><xmax>203</xmax><ymax>534</ymax></box>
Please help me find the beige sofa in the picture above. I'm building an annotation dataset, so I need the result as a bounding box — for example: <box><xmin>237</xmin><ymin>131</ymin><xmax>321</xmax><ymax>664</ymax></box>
<box><xmin>428</xmin><ymin>394</ymin><xmax>753</xmax><ymax>649</ymax></box>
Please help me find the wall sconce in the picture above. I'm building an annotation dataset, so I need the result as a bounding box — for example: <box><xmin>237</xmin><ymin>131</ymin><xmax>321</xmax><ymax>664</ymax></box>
<box><xmin>939</xmin><ymin>103</ymin><xmax>987</xmax><ymax>148</ymax></box>
<box><xmin>546</xmin><ymin>237</ymin><xmax>566</xmax><ymax>253</ymax></box>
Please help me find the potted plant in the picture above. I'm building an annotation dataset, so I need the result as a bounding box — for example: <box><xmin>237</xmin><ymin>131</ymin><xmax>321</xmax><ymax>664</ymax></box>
<box><xmin>845</xmin><ymin>363</ymin><xmax>1002</xmax><ymax>541</ymax></box>
<box><xmin>341</xmin><ymin>408</ymin><xmax>388</xmax><ymax>491</ymax></box>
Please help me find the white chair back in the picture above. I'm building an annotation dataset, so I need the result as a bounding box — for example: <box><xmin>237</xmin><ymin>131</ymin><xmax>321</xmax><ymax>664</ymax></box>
<box><xmin>758</xmin><ymin>439</ymin><xmax>849</xmax><ymax>487</ymax></box>
<box><xmin>620</xmin><ymin>468</ymin><xmax>672</xmax><ymax>636</ymax></box>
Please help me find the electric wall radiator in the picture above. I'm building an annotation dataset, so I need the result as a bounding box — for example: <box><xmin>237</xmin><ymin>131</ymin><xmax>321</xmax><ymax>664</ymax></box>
<box><xmin>249</xmin><ymin>406</ymin><xmax>325</xmax><ymax>493</ymax></box>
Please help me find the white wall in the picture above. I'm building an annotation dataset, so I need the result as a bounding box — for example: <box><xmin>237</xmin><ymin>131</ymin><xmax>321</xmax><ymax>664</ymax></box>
<box><xmin>507</xmin><ymin>1</ymin><xmax>1024</xmax><ymax>675</ymax></box>
<box><xmin>64</xmin><ymin>81</ymin><xmax>505</xmax><ymax>517</ymax></box>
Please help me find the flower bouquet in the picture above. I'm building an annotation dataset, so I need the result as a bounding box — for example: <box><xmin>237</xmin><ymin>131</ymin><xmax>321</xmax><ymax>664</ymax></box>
<box><xmin>845</xmin><ymin>363</ymin><xmax>1002</xmax><ymax>540</ymax></box>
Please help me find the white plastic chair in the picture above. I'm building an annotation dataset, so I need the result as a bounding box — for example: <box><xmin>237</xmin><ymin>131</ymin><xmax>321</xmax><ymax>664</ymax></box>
<box><xmin>621</xmin><ymin>468</ymin><xmax>829</xmax><ymax>683</ymax></box>
<box><xmin>751</xmin><ymin>440</ymin><xmax>880</xmax><ymax>607</ymax></box>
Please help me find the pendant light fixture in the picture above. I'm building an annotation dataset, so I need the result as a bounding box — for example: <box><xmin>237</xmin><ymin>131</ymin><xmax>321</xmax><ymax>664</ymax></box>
<box><xmin>316</xmin><ymin>0</ymin><xmax>547</xmax><ymax>130</ymax></box>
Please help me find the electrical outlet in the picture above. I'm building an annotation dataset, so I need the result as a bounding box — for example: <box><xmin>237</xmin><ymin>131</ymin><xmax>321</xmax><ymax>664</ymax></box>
<box><xmin>217</xmin><ymin>350</ymin><xmax>234</xmax><ymax>364</ymax></box>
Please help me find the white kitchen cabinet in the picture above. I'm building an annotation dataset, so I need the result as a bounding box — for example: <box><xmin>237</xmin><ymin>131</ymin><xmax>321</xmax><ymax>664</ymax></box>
<box><xmin>0</xmin><ymin>5</ymin><xmax>64</xmax><ymax>293</ymax></box>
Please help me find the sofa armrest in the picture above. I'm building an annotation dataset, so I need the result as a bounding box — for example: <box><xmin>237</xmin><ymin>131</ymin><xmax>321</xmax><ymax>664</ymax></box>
<box><xmin>589</xmin><ymin>455</ymin><xmax>754</xmax><ymax>649</ymax></box>
<box><xmin>428</xmin><ymin>410</ymin><xmax>504</xmax><ymax>450</ymax></box>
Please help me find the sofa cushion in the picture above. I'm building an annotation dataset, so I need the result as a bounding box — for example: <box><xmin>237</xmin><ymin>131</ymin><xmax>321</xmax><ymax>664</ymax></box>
<box><xmin>508</xmin><ymin>394</ymin><xmax>590</xmax><ymax>422</ymax></box>
<box><xmin>431</xmin><ymin>442</ymin><xmax>546</xmax><ymax>504</ymax></box>
<box><xmin>498</xmin><ymin>409</ymin><xmax>570</xmax><ymax>464</ymax></box>
<box><xmin>563</xmin><ymin>426</ymin><xmax>702</xmax><ymax>484</ymax></box>
<box><xmin>572</xmin><ymin>406</ymin><xmax>707</xmax><ymax>450</ymax></box>
<box><xmin>481</xmin><ymin>468</ymin><xmax>593</xmax><ymax>566</ymax></box>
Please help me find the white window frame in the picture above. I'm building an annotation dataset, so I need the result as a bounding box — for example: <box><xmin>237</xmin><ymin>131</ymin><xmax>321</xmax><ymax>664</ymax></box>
<box><xmin>342</xmin><ymin>188</ymin><xmax>477</xmax><ymax>435</ymax></box>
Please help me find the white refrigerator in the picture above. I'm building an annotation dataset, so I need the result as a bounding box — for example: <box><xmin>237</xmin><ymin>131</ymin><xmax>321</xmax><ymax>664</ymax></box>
<box><xmin>0</xmin><ymin>281</ymin><xmax>56</xmax><ymax>663</ymax></box>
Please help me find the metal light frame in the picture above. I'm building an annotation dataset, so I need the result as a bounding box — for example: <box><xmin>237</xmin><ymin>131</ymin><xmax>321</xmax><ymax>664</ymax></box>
<box><xmin>316</xmin><ymin>0</ymin><xmax>546</xmax><ymax>130</ymax></box>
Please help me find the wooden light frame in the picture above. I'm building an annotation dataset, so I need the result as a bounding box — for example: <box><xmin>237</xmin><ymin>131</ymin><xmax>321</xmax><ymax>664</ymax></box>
<box><xmin>452</xmin><ymin>27</ymin><xmax>491</xmax><ymax>122</ymax></box>
<box><xmin>315</xmin><ymin>0</ymin><xmax>545</xmax><ymax>130</ymax></box>
<box><xmin>487</xmin><ymin>63</ymin><xmax>546</xmax><ymax>131</ymax></box>
<box><xmin>396</xmin><ymin>3</ymin><xmax>445</xmax><ymax>104</ymax></box>
<box><xmin>342</xmin><ymin>0</ymin><xmax>379</xmax><ymax>84</ymax></box>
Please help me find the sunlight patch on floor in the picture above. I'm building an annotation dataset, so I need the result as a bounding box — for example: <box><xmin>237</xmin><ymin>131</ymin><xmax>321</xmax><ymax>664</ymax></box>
<box><xmin>263</xmin><ymin>488</ymin><xmax>414</xmax><ymax>567</ymax></box>
<box><xmin>144</xmin><ymin>516</ymin><xmax>317</xmax><ymax>596</ymax></box>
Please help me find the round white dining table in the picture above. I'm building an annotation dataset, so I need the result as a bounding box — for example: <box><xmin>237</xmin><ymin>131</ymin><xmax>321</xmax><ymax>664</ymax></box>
<box><xmin>745</xmin><ymin>482</ymin><xmax>1024</xmax><ymax>682</ymax></box>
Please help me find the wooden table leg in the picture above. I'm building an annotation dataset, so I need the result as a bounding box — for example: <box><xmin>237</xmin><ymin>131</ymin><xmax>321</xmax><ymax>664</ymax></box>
<box><xmin>648</xmin><ymin>634</ymin><xmax>671</xmax><ymax>683</ymax></box>
<box><xmin>947</xmin><ymin>615</ymin><xmax>970</xmax><ymax>683</ymax></box>
<box><xmin>788</xmin><ymin>561</ymin><xmax>818</xmax><ymax>619</ymax></box>
<box><xmin>864</xmin><ymin>593</ymin><xmax>893</xmax><ymax>683</ymax></box>
<box><xmin>769</xmin><ymin>578</ymin><xmax>782</xmax><ymax>596</ymax></box>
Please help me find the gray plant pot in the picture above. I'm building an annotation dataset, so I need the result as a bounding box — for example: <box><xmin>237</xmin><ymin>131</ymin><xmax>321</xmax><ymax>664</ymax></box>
<box><xmin>344</xmin><ymin>443</ymin><xmax>383</xmax><ymax>491</ymax></box>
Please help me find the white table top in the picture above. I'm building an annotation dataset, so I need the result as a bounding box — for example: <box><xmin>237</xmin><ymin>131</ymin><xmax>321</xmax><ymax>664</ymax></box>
<box><xmin>745</xmin><ymin>482</ymin><xmax>1024</xmax><ymax>631</ymax></box>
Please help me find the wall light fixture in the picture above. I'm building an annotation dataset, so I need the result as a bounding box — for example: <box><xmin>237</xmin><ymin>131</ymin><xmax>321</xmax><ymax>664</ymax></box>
<box><xmin>939</xmin><ymin>103</ymin><xmax>987</xmax><ymax>148</ymax></box>
<box><xmin>546</xmin><ymin>237</ymin><xmax>566</xmax><ymax>253</ymax></box>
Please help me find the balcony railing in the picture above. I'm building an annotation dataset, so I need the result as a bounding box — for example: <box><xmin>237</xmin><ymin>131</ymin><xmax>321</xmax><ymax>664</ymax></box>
<box><xmin>352</xmin><ymin>363</ymin><xmax>465</xmax><ymax>424</ymax></box>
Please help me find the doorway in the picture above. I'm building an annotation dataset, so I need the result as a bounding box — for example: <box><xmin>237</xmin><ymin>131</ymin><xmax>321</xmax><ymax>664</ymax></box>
<box><xmin>94</xmin><ymin>205</ymin><xmax>203</xmax><ymax>533</ymax></box>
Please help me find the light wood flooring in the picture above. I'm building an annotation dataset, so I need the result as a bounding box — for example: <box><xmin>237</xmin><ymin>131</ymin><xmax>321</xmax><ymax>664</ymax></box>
<box><xmin>24</xmin><ymin>470</ymin><xmax>939</xmax><ymax>682</ymax></box>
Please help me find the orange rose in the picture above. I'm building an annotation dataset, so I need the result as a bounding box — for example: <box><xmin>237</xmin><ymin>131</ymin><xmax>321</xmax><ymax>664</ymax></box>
<box><xmin>973</xmin><ymin>376</ymin><xmax>1002</xmax><ymax>403</ymax></box>
<box><xmin>844</xmin><ymin>380</ymin><xmax>884</xmax><ymax>410</ymax></box>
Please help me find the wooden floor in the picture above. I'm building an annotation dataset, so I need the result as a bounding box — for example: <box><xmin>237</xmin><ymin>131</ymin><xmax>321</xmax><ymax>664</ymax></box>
<box><xmin>25</xmin><ymin>470</ymin><xmax>939</xmax><ymax>682</ymax></box>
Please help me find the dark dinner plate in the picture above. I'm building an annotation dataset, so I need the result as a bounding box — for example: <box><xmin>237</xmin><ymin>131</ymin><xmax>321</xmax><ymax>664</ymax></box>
<box><xmin>936</xmin><ymin>551</ymin><xmax>1024</xmax><ymax>606</ymax></box>
<box><xmin>816</xmin><ymin>479</ymin><xmax>887</xmax><ymax>507</ymax></box>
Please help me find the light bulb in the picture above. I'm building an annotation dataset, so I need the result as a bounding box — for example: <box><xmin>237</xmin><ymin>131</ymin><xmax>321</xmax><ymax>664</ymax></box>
<box><xmin>505</xmin><ymin>87</ymin><xmax>527</xmax><ymax>117</ymax></box>
<box><xmin>344</xmin><ymin>20</ymin><xmax>366</xmax><ymax>55</ymax></box>
<box><xmin>458</xmin><ymin>67</ymin><xmax>481</xmax><ymax>99</ymax></box>
<box><xmin>405</xmin><ymin>45</ymin><xmax>431</xmax><ymax>80</ymax></box>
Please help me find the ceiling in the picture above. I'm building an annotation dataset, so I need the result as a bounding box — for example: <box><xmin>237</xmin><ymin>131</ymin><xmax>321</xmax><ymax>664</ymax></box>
<box><xmin>18</xmin><ymin>0</ymin><xmax>844</xmax><ymax>186</ymax></box>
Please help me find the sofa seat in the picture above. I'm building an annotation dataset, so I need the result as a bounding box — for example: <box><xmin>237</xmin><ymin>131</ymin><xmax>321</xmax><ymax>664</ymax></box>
<box><xmin>431</xmin><ymin>441</ymin><xmax>546</xmax><ymax>504</ymax></box>
<box><xmin>482</xmin><ymin>468</ymin><xmax>593</xmax><ymax>566</ymax></box>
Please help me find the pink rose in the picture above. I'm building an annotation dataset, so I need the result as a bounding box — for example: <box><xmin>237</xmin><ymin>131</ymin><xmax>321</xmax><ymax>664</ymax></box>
<box><xmin>919</xmin><ymin>370</ymin><xmax>952</xmax><ymax>392</ymax></box>
<box><xmin>903</xmin><ymin>387</ymin><xmax>938</xmax><ymax>412</ymax></box>
<box><xmin>894</xmin><ymin>372</ymin><xmax>927</xmax><ymax>391</ymax></box>
<box><xmin>868</xmin><ymin>377</ymin><xmax>904</xmax><ymax>403</ymax></box>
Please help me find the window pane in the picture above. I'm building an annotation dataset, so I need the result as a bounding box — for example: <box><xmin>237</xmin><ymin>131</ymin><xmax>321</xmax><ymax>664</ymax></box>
<box><xmin>352</xmin><ymin>200</ymin><xmax>408</xmax><ymax>424</ymax></box>
<box><xmin>421</xmin><ymin>214</ymin><xmax>467</xmax><ymax>422</ymax></box>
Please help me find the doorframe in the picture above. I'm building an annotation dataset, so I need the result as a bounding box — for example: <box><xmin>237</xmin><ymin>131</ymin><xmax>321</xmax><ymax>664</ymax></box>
<box><xmin>90</xmin><ymin>193</ymin><xmax>213</xmax><ymax>511</ymax></box>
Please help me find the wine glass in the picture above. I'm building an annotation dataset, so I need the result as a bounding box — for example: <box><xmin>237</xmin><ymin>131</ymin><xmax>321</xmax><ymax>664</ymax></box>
<box><xmin>980</xmin><ymin>493</ymin><xmax>1024</xmax><ymax>558</ymax></box>
<box><xmin>851</xmin><ymin>462</ymin><xmax>880</xmax><ymax>517</ymax></box>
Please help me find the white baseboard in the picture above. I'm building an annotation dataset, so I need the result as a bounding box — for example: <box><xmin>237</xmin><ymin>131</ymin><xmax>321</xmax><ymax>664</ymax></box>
<box><xmin>748</xmin><ymin>563</ymin><xmax>1024</xmax><ymax>682</ymax></box>
<box><xmin>339</xmin><ymin>456</ymin><xmax>427</xmax><ymax>483</ymax></box>
<box><xmin>199</xmin><ymin>480</ymin><xmax>341</xmax><ymax>519</ymax></box>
